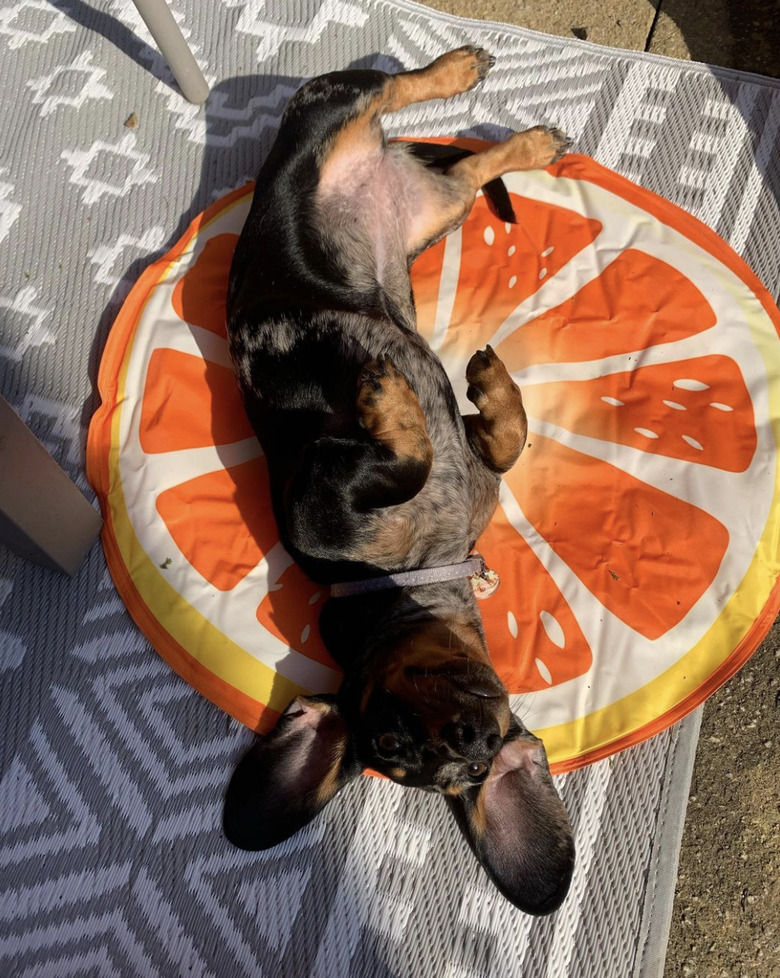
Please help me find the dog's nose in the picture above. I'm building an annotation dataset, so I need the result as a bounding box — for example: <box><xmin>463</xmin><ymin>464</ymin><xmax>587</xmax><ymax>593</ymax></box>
<box><xmin>440</xmin><ymin>720</ymin><xmax>502</xmax><ymax>759</ymax></box>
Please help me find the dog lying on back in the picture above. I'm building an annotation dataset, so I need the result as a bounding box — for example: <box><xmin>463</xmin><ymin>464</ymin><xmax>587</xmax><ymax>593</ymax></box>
<box><xmin>223</xmin><ymin>47</ymin><xmax>575</xmax><ymax>915</ymax></box>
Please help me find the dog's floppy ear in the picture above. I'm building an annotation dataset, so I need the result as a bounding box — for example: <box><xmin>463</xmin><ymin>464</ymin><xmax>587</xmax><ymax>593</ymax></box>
<box><xmin>448</xmin><ymin>725</ymin><xmax>575</xmax><ymax>915</ymax></box>
<box><xmin>223</xmin><ymin>694</ymin><xmax>361</xmax><ymax>851</ymax></box>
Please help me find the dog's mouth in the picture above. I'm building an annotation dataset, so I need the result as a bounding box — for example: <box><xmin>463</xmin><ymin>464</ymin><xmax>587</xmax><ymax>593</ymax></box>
<box><xmin>367</xmin><ymin>745</ymin><xmax>494</xmax><ymax>793</ymax></box>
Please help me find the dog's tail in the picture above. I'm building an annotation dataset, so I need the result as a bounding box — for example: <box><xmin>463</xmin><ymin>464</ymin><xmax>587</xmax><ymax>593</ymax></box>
<box><xmin>404</xmin><ymin>141</ymin><xmax>517</xmax><ymax>225</ymax></box>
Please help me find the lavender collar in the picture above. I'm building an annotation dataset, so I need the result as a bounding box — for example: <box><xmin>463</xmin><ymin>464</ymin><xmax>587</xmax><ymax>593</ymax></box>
<box><xmin>329</xmin><ymin>556</ymin><xmax>486</xmax><ymax>599</ymax></box>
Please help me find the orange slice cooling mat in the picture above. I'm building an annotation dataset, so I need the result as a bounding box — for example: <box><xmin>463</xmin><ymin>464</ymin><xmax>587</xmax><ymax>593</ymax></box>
<box><xmin>87</xmin><ymin>148</ymin><xmax>780</xmax><ymax>773</ymax></box>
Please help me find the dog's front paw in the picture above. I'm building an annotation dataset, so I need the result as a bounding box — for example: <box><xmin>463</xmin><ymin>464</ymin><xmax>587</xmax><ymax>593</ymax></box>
<box><xmin>357</xmin><ymin>355</ymin><xmax>408</xmax><ymax>417</ymax></box>
<box><xmin>460</xmin><ymin>45</ymin><xmax>496</xmax><ymax>84</ymax></box>
<box><xmin>357</xmin><ymin>355</ymin><xmax>420</xmax><ymax>432</ymax></box>
<box><xmin>465</xmin><ymin>347</ymin><xmax>527</xmax><ymax>472</ymax></box>
<box><xmin>466</xmin><ymin>345</ymin><xmax>509</xmax><ymax>409</ymax></box>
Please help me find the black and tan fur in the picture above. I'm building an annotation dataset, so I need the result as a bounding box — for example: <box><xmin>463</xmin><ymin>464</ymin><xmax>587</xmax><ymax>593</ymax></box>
<box><xmin>223</xmin><ymin>47</ymin><xmax>574</xmax><ymax>915</ymax></box>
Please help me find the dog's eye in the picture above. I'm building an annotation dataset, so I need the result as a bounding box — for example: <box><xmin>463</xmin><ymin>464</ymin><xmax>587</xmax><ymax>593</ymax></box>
<box><xmin>466</xmin><ymin>761</ymin><xmax>488</xmax><ymax>779</ymax></box>
<box><xmin>378</xmin><ymin>733</ymin><xmax>402</xmax><ymax>754</ymax></box>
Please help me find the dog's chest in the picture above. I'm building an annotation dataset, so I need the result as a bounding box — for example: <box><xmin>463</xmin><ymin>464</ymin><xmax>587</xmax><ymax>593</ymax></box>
<box><xmin>361</xmin><ymin>440</ymin><xmax>498</xmax><ymax>570</ymax></box>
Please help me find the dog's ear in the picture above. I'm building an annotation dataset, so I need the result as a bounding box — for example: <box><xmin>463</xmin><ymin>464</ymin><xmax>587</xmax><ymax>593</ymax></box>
<box><xmin>223</xmin><ymin>694</ymin><xmax>361</xmax><ymax>851</ymax></box>
<box><xmin>447</xmin><ymin>727</ymin><xmax>575</xmax><ymax>915</ymax></box>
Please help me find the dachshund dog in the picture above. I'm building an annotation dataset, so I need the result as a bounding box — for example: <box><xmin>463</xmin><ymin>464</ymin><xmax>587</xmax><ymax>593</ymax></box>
<box><xmin>223</xmin><ymin>47</ymin><xmax>575</xmax><ymax>915</ymax></box>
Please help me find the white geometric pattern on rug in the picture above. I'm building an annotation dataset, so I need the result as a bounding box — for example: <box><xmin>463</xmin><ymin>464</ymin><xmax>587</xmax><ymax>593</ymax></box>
<box><xmin>1</xmin><ymin>0</ymin><xmax>778</xmax><ymax>975</ymax></box>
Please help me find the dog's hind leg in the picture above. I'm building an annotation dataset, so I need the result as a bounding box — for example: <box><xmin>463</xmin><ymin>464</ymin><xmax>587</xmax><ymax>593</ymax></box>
<box><xmin>405</xmin><ymin>126</ymin><xmax>570</xmax><ymax>257</ymax></box>
<box><xmin>383</xmin><ymin>45</ymin><xmax>496</xmax><ymax>109</ymax></box>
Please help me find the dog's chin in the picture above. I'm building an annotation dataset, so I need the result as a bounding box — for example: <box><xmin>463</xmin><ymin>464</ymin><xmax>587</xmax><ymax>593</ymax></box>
<box><xmin>375</xmin><ymin>765</ymin><xmax>434</xmax><ymax>790</ymax></box>
<box><xmin>362</xmin><ymin>749</ymin><xmax>486</xmax><ymax>795</ymax></box>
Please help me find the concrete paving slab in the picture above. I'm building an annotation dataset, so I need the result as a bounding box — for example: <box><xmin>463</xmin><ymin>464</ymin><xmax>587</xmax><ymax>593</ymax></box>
<box><xmin>421</xmin><ymin>0</ymin><xmax>660</xmax><ymax>51</ymax></box>
<box><xmin>422</xmin><ymin>0</ymin><xmax>779</xmax><ymax>80</ymax></box>
<box><xmin>647</xmin><ymin>0</ymin><xmax>779</xmax><ymax>79</ymax></box>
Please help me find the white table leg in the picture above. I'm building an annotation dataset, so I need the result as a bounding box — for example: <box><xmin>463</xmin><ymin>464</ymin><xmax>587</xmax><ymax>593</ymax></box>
<box><xmin>131</xmin><ymin>0</ymin><xmax>210</xmax><ymax>104</ymax></box>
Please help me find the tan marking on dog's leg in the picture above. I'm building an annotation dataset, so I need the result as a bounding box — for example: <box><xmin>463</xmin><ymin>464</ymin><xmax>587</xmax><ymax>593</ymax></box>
<box><xmin>322</xmin><ymin>45</ymin><xmax>497</xmax><ymax>185</ymax></box>
<box><xmin>356</xmin><ymin>355</ymin><xmax>433</xmax><ymax>470</ymax></box>
<box><xmin>471</xmin><ymin>784</ymin><xmax>488</xmax><ymax>838</ymax></box>
<box><xmin>455</xmin><ymin>126</ymin><xmax>570</xmax><ymax>183</ymax></box>
<box><xmin>385</xmin><ymin>46</ymin><xmax>495</xmax><ymax>111</ymax></box>
<box><xmin>315</xmin><ymin>736</ymin><xmax>349</xmax><ymax>806</ymax></box>
<box><xmin>464</xmin><ymin>345</ymin><xmax>527</xmax><ymax>473</ymax></box>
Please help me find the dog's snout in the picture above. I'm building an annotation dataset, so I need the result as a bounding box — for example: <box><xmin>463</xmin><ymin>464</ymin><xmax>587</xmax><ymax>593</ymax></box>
<box><xmin>462</xmin><ymin>680</ymin><xmax>504</xmax><ymax>700</ymax></box>
<box><xmin>445</xmin><ymin>664</ymin><xmax>506</xmax><ymax>701</ymax></box>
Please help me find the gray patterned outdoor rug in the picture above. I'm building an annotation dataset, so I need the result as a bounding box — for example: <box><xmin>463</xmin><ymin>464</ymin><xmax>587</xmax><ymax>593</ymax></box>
<box><xmin>1</xmin><ymin>1</ymin><xmax>780</xmax><ymax>976</ymax></box>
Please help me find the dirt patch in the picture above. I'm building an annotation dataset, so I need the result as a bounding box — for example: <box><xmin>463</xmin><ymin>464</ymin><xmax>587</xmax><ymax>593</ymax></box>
<box><xmin>664</xmin><ymin>622</ymin><xmax>780</xmax><ymax>977</ymax></box>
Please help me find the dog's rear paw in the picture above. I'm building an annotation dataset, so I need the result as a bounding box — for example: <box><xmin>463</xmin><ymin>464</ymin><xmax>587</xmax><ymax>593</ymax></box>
<box><xmin>531</xmin><ymin>125</ymin><xmax>571</xmax><ymax>165</ymax></box>
<box><xmin>460</xmin><ymin>45</ymin><xmax>495</xmax><ymax>83</ymax></box>
<box><xmin>498</xmin><ymin>126</ymin><xmax>571</xmax><ymax>173</ymax></box>
<box><xmin>433</xmin><ymin>45</ymin><xmax>495</xmax><ymax>93</ymax></box>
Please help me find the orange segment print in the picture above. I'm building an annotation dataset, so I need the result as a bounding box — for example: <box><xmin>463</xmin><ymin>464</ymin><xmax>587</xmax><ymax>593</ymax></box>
<box><xmin>476</xmin><ymin>510</ymin><xmax>592</xmax><ymax>692</ymax></box>
<box><xmin>156</xmin><ymin>457</ymin><xmax>275</xmax><ymax>591</ymax></box>
<box><xmin>410</xmin><ymin>237</ymin><xmax>446</xmax><ymax>345</ymax></box>
<box><xmin>435</xmin><ymin>195</ymin><xmax>601</xmax><ymax>352</ymax></box>
<box><xmin>521</xmin><ymin>355</ymin><xmax>756</xmax><ymax>472</ymax></box>
<box><xmin>140</xmin><ymin>348</ymin><xmax>253</xmax><ymax>454</ymax></box>
<box><xmin>172</xmin><ymin>233</ymin><xmax>238</xmax><ymax>337</ymax></box>
<box><xmin>256</xmin><ymin>562</ymin><xmax>338</xmax><ymax>670</ymax></box>
<box><xmin>496</xmin><ymin>250</ymin><xmax>716</xmax><ymax>371</ymax></box>
<box><xmin>503</xmin><ymin>435</ymin><xmax>730</xmax><ymax>640</ymax></box>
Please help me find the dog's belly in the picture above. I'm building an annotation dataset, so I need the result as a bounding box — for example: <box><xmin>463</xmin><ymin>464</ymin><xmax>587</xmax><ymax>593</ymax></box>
<box><xmin>316</xmin><ymin>142</ymin><xmax>444</xmax><ymax>308</ymax></box>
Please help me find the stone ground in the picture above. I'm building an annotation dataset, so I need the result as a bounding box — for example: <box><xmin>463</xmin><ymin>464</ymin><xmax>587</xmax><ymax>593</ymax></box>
<box><xmin>414</xmin><ymin>1</ymin><xmax>780</xmax><ymax>974</ymax></box>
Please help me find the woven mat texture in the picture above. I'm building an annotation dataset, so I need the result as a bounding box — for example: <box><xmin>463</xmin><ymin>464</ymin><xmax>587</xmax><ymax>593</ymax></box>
<box><xmin>1</xmin><ymin>1</ymin><xmax>779</xmax><ymax>976</ymax></box>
